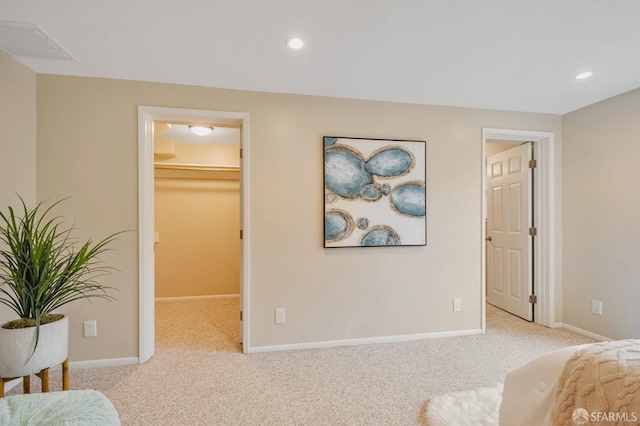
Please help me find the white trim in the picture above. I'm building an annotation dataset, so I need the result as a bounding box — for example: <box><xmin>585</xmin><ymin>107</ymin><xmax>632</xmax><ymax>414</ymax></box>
<box><xmin>3</xmin><ymin>358</ymin><xmax>139</xmax><ymax>393</ymax></box>
<box><xmin>3</xmin><ymin>357</ymin><xmax>139</xmax><ymax>393</ymax></box>
<box><xmin>138</xmin><ymin>108</ymin><xmax>155</xmax><ymax>364</ymax></box>
<box><xmin>240</xmin><ymin>118</ymin><xmax>250</xmax><ymax>353</ymax></box>
<box><xmin>4</xmin><ymin>378</ymin><xmax>22</xmax><ymax>393</ymax></box>
<box><xmin>154</xmin><ymin>162</ymin><xmax>239</xmax><ymax>170</ymax></box>
<box><xmin>155</xmin><ymin>294</ymin><xmax>240</xmax><ymax>302</ymax></box>
<box><xmin>247</xmin><ymin>329</ymin><xmax>483</xmax><ymax>354</ymax></box>
<box><xmin>138</xmin><ymin>106</ymin><xmax>251</xmax><ymax>361</ymax></box>
<box><xmin>554</xmin><ymin>323</ymin><xmax>611</xmax><ymax>342</ymax></box>
<box><xmin>481</xmin><ymin>138</ymin><xmax>487</xmax><ymax>334</ymax></box>
<box><xmin>482</xmin><ymin>128</ymin><xmax>556</xmax><ymax>329</ymax></box>
<box><xmin>50</xmin><ymin>357</ymin><xmax>140</xmax><ymax>371</ymax></box>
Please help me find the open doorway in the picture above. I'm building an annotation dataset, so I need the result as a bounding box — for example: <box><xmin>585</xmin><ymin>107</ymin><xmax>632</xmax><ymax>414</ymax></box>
<box><xmin>153</xmin><ymin>121</ymin><xmax>241</xmax><ymax>352</ymax></box>
<box><xmin>481</xmin><ymin>128</ymin><xmax>556</xmax><ymax>332</ymax></box>
<box><xmin>138</xmin><ymin>107</ymin><xmax>250</xmax><ymax>363</ymax></box>
<box><xmin>485</xmin><ymin>140</ymin><xmax>534</xmax><ymax>321</ymax></box>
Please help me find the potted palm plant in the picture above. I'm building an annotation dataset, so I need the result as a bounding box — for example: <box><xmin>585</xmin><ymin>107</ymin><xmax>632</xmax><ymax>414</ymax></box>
<box><xmin>0</xmin><ymin>196</ymin><xmax>119</xmax><ymax>379</ymax></box>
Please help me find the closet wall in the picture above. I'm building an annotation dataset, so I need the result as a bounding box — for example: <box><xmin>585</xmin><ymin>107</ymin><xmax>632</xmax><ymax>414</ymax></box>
<box><xmin>154</xmin><ymin>175</ymin><xmax>240</xmax><ymax>298</ymax></box>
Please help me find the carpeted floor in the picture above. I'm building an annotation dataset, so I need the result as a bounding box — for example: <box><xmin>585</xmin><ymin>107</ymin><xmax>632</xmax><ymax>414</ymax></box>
<box><xmin>8</xmin><ymin>300</ymin><xmax>595</xmax><ymax>425</ymax></box>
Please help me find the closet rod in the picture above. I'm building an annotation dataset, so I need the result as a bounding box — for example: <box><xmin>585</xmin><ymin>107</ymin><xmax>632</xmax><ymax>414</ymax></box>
<box><xmin>154</xmin><ymin>162</ymin><xmax>239</xmax><ymax>172</ymax></box>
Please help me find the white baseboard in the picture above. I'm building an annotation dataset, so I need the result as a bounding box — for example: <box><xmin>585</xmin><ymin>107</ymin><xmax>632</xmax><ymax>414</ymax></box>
<box><xmin>555</xmin><ymin>323</ymin><xmax>611</xmax><ymax>342</ymax></box>
<box><xmin>70</xmin><ymin>357</ymin><xmax>140</xmax><ymax>370</ymax></box>
<box><xmin>49</xmin><ymin>357</ymin><xmax>140</xmax><ymax>372</ymax></box>
<box><xmin>247</xmin><ymin>329</ymin><xmax>483</xmax><ymax>354</ymax></box>
<box><xmin>4</xmin><ymin>357</ymin><xmax>139</xmax><ymax>393</ymax></box>
<box><xmin>4</xmin><ymin>378</ymin><xmax>22</xmax><ymax>393</ymax></box>
<box><xmin>155</xmin><ymin>294</ymin><xmax>239</xmax><ymax>302</ymax></box>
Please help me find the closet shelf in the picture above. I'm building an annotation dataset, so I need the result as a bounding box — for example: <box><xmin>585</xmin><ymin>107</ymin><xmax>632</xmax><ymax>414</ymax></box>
<box><xmin>154</xmin><ymin>162</ymin><xmax>239</xmax><ymax>172</ymax></box>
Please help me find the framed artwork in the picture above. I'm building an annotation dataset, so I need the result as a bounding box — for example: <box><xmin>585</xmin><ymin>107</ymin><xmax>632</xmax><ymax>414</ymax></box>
<box><xmin>324</xmin><ymin>136</ymin><xmax>426</xmax><ymax>248</ymax></box>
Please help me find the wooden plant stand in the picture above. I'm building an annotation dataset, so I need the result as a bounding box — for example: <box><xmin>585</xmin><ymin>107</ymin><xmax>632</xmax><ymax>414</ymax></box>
<box><xmin>0</xmin><ymin>358</ymin><xmax>69</xmax><ymax>398</ymax></box>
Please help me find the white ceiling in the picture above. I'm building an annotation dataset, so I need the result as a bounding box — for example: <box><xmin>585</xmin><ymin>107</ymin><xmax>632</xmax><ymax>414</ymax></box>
<box><xmin>3</xmin><ymin>0</ymin><xmax>640</xmax><ymax>114</ymax></box>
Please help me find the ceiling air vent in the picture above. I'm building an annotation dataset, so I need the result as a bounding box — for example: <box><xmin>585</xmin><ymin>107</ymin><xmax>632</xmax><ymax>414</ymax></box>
<box><xmin>0</xmin><ymin>21</ymin><xmax>77</xmax><ymax>61</ymax></box>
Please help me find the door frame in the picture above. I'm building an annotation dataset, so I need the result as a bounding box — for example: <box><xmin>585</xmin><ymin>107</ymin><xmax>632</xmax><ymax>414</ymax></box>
<box><xmin>481</xmin><ymin>128</ymin><xmax>555</xmax><ymax>331</ymax></box>
<box><xmin>138</xmin><ymin>106</ymin><xmax>251</xmax><ymax>362</ymax></box>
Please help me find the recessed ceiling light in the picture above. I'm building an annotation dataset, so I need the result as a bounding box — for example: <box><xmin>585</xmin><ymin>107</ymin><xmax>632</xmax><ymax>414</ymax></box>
<box><xmin>189</xmin><ymin>125</ymin><xmax>214</xmax><ymax>136</ymax></box>
<box><xmin>574</xmin><ymin>71</ymin><xmax>593</xmax><ymax>80</ymax></box>
<box><xmin>286</xmin><ymin>38</ymin><xmax>304</xmax><ymax>49</ymax></box>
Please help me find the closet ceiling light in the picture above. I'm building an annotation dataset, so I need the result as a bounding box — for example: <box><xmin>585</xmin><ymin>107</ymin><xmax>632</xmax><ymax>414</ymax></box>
<box><xmin>574</xmin><ymin>71</ymin><xmax>593</xmax><ymax>80</ymax></box>
<box><xmin>189</xmin><ymin>125</ymin><xmax>214</xmax><ymax>136</ymax></box>
<box><xmin>286</xmin><ymin>38</ymin><xmax>304</xmax><ymax>49</ymax></box>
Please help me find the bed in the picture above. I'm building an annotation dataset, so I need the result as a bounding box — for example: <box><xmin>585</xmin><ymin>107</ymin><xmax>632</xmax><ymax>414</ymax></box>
<box><xmin>499</xmin><ymin>339</ymin><xmax>640</xmax><ymax>426</ymax></box>
<box><xmin>0</xmin><ymin>389</ymin><xmax>120</xmax><ymax>425</ymax></box>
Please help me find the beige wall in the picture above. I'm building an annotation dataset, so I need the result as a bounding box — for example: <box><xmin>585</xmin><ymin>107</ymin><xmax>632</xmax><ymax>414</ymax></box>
<box><xmin>0</xmin><ymin>51</ymin><xmax>36</xmax><ymax>207</ymax></box>
<box><xmin>155</xmin><ymin>177</ymin><xmax>240</xmax><ymax>298</ymax></box>
<box><xmin>562</xmin><ymin>87</ymin><xmax>640</xmax><ymax>339</ymax></box>
<box><xmin>0</xmin><ymin>52</ymin><xmax>36</xmax><ymax>325</ymax></box>
<box><xmin>36</xmin><ymin>74</ymin><xmax>562</xmax><ymax>359</ymax></box>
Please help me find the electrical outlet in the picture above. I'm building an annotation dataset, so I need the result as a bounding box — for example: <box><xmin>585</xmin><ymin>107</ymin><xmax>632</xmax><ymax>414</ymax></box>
<box><xmin>453</xmin><ymin>298</ymin><xmax>462</xmax><ymax>312</ymax></box>
<box><xmin>84</xmin><ymin>320</ymin><xmax>97</xmax><ymax>337</ymax></box>
<box><xmin>591</xmin><ymin>300</ymin><xmax>603</xmax><ymax>316</ymax></box>
<box><xmin>275</xmin><ymin>308</ymin><xmax>286</xmax><ymax>324</ymax></box>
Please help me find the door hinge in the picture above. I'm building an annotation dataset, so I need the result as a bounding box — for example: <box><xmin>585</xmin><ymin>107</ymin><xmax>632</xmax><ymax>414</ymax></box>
<box><xmin>240</xmin><ymin>148</ymin><xmax>243</xmax><ymax>159</ymax></box>
<box><xmin>529</xmin><ymin>159</ymin><xmax>537</xmax><ymax>169</ymax></box>
<box><xmin>240</xmin><ymin>311</ymin><xmax>243</xmax><ymax>321</ymax></box>
<box><xmin>529</xmin><ymin>295</ymin><xmax>537</xmax><ymax>304</ymax></box>
<box><xmin>240</xmin><ymin>229</ymin><xmax>243</xmax><ymax>239</ymax></box>
<box><xmin>529</xmin><ymin>227</ymin><xmax>537</xmax><ymax>236</ymax></box>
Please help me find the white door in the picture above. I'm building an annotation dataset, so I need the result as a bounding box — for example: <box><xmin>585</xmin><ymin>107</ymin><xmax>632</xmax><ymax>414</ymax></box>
<box><xmin>486</xmin><ymin>143</ymin><xmax>533</xmax><ymax>321</ymax></box>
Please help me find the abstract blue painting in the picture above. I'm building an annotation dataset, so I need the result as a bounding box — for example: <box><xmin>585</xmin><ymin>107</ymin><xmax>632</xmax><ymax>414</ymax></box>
<box><xmin>324</xmin><ymin>137</ymin><xmax>426</xmax><ymax>247</ymax></box>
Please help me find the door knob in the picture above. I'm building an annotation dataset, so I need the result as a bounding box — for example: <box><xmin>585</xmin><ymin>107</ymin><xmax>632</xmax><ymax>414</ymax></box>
<box><xmin>486</xmin><ymin>236</ymin><xmax>492</xmax><ymax>241</ymax></box>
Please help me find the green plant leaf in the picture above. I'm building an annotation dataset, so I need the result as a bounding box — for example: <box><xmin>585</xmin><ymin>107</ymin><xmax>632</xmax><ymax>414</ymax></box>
<box><xmin>0</xmin><ymin>195</ymin><xmax>122</xmax><ymax>361</ymax></box>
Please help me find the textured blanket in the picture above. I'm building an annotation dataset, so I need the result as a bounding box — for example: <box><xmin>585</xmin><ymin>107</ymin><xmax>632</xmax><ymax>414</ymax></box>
<box><xmin>551</xmin><ymin>339</ymin><xmax>640</xmax><ymax>426</ymax></box>
<box><xmin>0</xmin><ymin>390</ymin><xmax>120</xmax><ymax>426</ymax></box>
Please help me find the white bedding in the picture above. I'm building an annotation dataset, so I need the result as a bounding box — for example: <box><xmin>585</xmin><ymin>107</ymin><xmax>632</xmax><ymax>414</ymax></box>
<box><xmin>0</xmin><ymin>390</ymin><xmax>120</xmax><ymax>426</ymax></box>
<box><xmin>499</xmin><ymin>344</ymin><xmax>592</xmax><ymax>426</ymax></box>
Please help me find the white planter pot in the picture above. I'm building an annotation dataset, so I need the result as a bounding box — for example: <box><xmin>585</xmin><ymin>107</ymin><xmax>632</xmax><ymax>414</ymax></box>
<box><xmin>0</xmin><ymin>315</ymin><xmax>68</xmax><ymax>377</ymax></box>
